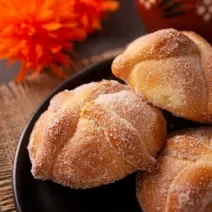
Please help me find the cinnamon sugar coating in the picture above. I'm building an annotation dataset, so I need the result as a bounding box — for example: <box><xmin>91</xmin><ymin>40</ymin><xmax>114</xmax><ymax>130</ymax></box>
<box><xmin>136</xmin><ymin>127</ymin><xmax>212</xmax><ymax>212</ymax></box>
<box><xmin>112</xmin><ymin>29</ymin><xmax>212</xmax><ymax>123</ymax></box>
<box><xmin>28</xmin><ymin>80</ymin><xmax>166</xmax><ymax>188</ymax></box>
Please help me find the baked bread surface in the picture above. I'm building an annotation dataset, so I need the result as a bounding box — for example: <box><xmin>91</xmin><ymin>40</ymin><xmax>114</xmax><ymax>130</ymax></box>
<box><xmin>136</xmin><ymin>127</ymin><xmax>212</xmax><ymax>212</ymax></box>
<box><xmin>112</xmin><ymin>29</ymin><xmax>212</xmax><ymax>123</ymax></box>
<box><xmin>28</xmin><ymin>80</ymin><xmax>166</xmax><ymax>188</ymax></box>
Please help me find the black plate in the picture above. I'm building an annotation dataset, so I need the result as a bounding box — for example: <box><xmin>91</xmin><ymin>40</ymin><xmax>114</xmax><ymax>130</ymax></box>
<box><xmin>13</xmin><ymin>58</ymin><xmax>201</xmax><ymax>212</ymax></box>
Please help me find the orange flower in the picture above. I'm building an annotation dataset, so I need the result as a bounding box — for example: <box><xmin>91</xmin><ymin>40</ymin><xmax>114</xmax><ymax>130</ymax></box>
<box><xmin>0</xmin><ymin>0</ymin><xmax>119</xmax><ymax>82</ymax></box>
<box><xmin>74</xmin><ymin>0</ymin><xmax>119</xmax><ymax>33</ymax></box>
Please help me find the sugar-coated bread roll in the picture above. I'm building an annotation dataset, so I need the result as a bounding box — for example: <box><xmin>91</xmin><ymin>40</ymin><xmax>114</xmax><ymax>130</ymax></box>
<box><xmin>28</xmin><ymin>80</ymin><xmax>166</xmax><ymax>189</ymax></box>
<box><xmin>112</xmin><ymin>28</ymin><xmax>212</xmax><ymax>123</ymax></box>
<box><xmin>136</xmin><ymin>127</ymin><xmax>212</xmax><ymax>212</ymax></box>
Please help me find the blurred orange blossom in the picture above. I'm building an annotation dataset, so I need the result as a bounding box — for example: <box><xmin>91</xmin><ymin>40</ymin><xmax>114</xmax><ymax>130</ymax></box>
<box><xmin>0</xmin><ymin>0</ymin><xmax>119</xmax><ymax>82</ymax></box>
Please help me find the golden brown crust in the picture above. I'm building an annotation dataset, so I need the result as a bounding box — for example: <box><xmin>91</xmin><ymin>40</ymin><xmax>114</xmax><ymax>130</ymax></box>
<box><xmin>183</xmin><ymin>31</ymin><xmax>212</xmax><ymax>122</ymax></box>
<box><xmin>112</xmin><ymin>29</ymin><xmax>212</xmax><ymax>123</ymax></box>
<box><xmin>28</xmin><ymin>80</ymin><xmax>166</xmax><ymax>188</ymax></box>
<box><xmin>136</xmin><ymin>127</ymin><xmax>212</xmax><ymax>212</ymax></box>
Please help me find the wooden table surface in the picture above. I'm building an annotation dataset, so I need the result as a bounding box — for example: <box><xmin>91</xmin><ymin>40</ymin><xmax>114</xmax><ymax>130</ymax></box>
<box><xmin>0</xmin><ymin>1</ymin><xmax>146</xmax><ymax>84</ymax></box>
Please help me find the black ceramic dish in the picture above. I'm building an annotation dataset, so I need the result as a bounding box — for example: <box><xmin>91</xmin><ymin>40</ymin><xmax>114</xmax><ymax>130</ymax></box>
<box><xmin>13</xmin><ymin>57</ymin><xmax>201</xmax><ymax>212</ymax></box>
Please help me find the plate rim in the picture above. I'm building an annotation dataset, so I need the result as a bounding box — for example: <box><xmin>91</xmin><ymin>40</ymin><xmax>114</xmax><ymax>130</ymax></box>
<box><xmin>12</xmin><ymin>57</ymin><xmax>115</xmax><ymax>212</ymax></box>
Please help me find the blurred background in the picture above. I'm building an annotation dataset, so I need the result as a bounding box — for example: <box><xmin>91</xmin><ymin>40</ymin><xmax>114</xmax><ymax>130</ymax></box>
<box><xmin>0</xmin><ymin>1</ymin><xmax>144</xmax><ymax>84</ymax></box>
<box><xmin>1</xmin><ymin>0</ymin><xmax>212</xmax><ymax>84</ymax></box>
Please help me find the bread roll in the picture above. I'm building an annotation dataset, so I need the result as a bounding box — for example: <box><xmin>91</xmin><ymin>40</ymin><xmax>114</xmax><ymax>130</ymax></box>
<box><xmin>112</xmin><ymin>28</ymin><xmax>212</xmax><ymax>123</ymax></box>
<box><xmin>136</xmin><ymin>127</ymin><xmax>212</xmax><ymax>212</ymax></box>
<box><xmin>28</xmin><ymin>80</ymin><xmax>166</xmax><ymax>188</ymax></box>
